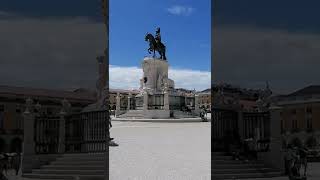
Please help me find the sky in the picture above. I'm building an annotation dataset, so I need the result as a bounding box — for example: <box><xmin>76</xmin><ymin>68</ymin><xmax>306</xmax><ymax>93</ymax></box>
<box><xmin>213</xmin><ymin>0</ymin><xmax>320</xmax><ymax>94</ymax></box>
<box><xmin>0</xmin><ymin>0</ymin><xmax>210</xmax><ymax>92</ymax></box>
<box><xmin>110</xmin><ymin>0</ymin><xmax>211</xmax><ymax>90</ymax></box>
<box><xmin>0</xmin><ymin>0</ymin><xmax>105</xmax><ymax>90</ymax></box>
<box><xmin>4</xmin><ymin>0</ymin><xmax>319</xmax><ymax>94</ymax></box>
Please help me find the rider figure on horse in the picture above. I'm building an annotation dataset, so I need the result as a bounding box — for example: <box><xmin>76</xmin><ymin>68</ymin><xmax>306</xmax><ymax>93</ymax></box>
<box><xmin>145</xmin><ymin>27</ymin><xmax>167</xmax><ymax>60</ymax></box>
<box><xmin>155</xmin><ymin>27</ymin><xmax>161</xmax><ymax>46</ymax></box>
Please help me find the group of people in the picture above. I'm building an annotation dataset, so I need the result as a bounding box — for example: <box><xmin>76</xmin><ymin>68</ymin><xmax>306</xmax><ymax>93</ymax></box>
<box><xmin>284</xmin><ymin>144</ymin><xmax>308</xmax><ymax>179</ymax></box>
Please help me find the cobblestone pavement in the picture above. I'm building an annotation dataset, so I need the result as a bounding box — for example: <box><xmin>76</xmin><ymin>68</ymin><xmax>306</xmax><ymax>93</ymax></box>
<box><xmin>243</xmin><ymin>162</ymin><xmax>320</xmax><ymax>180</ymax></box>
<box><xmin>109</xmin><ymin>121</ymin><xmax>211</xmax><ymax>180</ymax></box>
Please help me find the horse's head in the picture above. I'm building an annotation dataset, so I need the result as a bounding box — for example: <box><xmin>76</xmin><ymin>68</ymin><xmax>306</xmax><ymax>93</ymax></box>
<box><xmin>145</xmin><ymin>33</ymin><xmax>153</xmax><ymax>42</ymax></box>
<box><xmin>145</xmin><ymin>33</ymin><xmax>148</xmax><ymax>41</ymax></box>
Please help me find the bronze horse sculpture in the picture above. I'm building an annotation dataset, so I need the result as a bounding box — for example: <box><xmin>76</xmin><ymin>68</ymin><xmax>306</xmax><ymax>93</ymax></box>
<box><xmin>145</xmin><ymin>33</ymin><xmax>167</xmax><ymax>60</ymax></box>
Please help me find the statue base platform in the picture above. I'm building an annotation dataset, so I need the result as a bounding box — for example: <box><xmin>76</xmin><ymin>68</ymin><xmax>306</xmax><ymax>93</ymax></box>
<box><xmin>117</xmin><ymin>109</ymin><xmax>199</xmax><ymax>120</ymax></box>
<box><xmin>111</xmin><ymin>116</ymin><xmax>203</xmax><ymax>123</ymax></box>
<box><xmin>143</xmin><ymin>109</ymin><xmax>170</xmax><ymax>119</ymax></box>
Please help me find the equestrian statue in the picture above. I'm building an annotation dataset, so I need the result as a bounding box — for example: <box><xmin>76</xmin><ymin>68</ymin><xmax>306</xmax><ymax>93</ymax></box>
<box><xmin>145</xmin><ymin>27</ymin><xmax>167</xmax><ymax>60</ymax></box>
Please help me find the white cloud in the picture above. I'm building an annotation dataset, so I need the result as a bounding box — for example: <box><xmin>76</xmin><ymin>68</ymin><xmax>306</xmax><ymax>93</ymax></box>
<box><xmin>166</xmin><ymin>5</ymin><xmax>194</xmax><ymax>16</ymax></box>
<box><xmin>110</xmin><ymin>65</ymin><xmax>210</xmax><ymax>91</ymax></box>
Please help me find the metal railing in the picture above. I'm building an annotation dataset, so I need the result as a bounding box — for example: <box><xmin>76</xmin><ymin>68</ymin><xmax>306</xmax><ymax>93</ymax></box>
<box><xmin>34</xmin><ymin>115</ymin><xmax>60</xmax><ymax>154</ymax></box>
<box><xmin>33</xmin><ymin>110</ymin><xmax>108</xmax><ymax>154</ymax></box>
<box><xmin>65</xmin><ymin>110</ymin><xmax>108</xmax><ymax>153</ymax></box>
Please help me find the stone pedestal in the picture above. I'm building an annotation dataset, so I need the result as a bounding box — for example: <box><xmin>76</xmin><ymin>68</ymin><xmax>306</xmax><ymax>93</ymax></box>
<box><xmin>142</xmin><ymin>57</ymin><xmax>168</xmax><ymax>92</ymax></box>
<box><xmin>127</xmin><ymin>93</ymin><xmax>131</xmax><ymax>110</ymax></box>
<box><xmin>22</xmin><ymin>111</ymin><xmax>36</xmax><ymax>173</ymax></box>
<box><xmin>164</xmin><ymin>90</ymin><xmax>169</xmax><ymax>111</ymax></box>
<box><xmin>260</xmin><ymin>106</ymin><xmax>284</xmax><ymax>172</ymax></box>
<box><xmin>58</xmin><ymin>112</ymin><xmax>66</xmax><ymax>153</ymax></box>
<box><xmin>116</xmin><ymin>92</ymin><xmax>120</xmax><ymax>116</ymax></box>
<box><xmin>194</xmin><ymin>94</ymin><xmax>200</xmax><ymax>115</ymax></box>
<box><xmin>143</xmin><ymin>91</ymin><xmax>148</xmax><ymax>111</ymax></box>
<box><xmin>184</xmin><ymin>96</ymin><xmax>188</xmax><ymax>107</ymax></box>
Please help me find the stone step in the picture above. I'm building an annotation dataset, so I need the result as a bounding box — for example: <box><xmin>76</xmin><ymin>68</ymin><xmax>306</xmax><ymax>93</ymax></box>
<box><xmin>212</xmin><ymin>155</ymin><xmax>233</xmax><ymax>160</ymax></box>
<box><xmin>120</xmin><ymin>115</ymin><xmax>145</xmax><ymax>118</ymax></box>
<box><xmin>120</xmin><ymin>112</ymin><xmax>144</xmax><ymax>115</ymax></box>
<box><xmin>62</xmin><ymin>153</ymin><xmax>105</xmax><ymax>156</ymax></box>
<box><xmin>51</xmin><ymin>160</ymin><xmax>105</xmax><ymax>166</ymax></box>
<box><xmin>125</xmin><ymin>112</ymin><xmax>144</xmax><ymax>114</ymax></box>
<box><xmin>118</xmin><ymin>116</ymin><xmax>145</xmax><ymax>119</ymax></box>
<box><xmin>42</xmin><ymin>165</ymin><xmax>105</xmax><ymax>170</ymax></box>
<box><xmin>118</xmin><ymin>110</ymin><xmax>145</xmax><ymax>118</ymax></box>
<box><xmin>212</xmin><ymin>171</ymin><xmax>282</xmax><ymax>179</ymax></box>
<box><xmin>212</xmin><ymin>167</ymin><xmax>278</xmax><ymax>174</ymax></box>
<box><xmin>212</xmin><ymin>163</ymin><xmax>265</xmax><ymax>169</ymax></box>
<box><xmin>32</xmin><ymin>169</ymin><xmax>104</xmax><ymax>175</ymax></box>
<box><xmin>121</xmin><ymin>112</ymin><xmax>144</xmax><ymax>114</ymax></box>
<box><xmin>212</xmin><ymin>152</ymin><xmax>228</xmax><ymax>156</ymax></box>
<box><xmin>56</xmin><ymin>156</ymin><xmax>106</xmax><ymax>161</ymax></box>
<box><xmin>62</xmin><ymin>153</ymin><xmax>105</xmax><ymax>157</ymax></box>
<box><xmin>212</xmin><ymin>159</ymin><xmax>248</xmax><ymax>164</ymax></box>
<box><xmin>23</xmin><ymin>173</ymin><xmax>104</xmax><ymax>180</ymax></box>
<box><xmin>23</xmin><ymin>173</ymin><xmax>74</xmax><ymax>180</ymax></box>
<box><xmin>119</xmin><ymin>114</ymin><xmax>144</xmax><ymax>117</ymax></box>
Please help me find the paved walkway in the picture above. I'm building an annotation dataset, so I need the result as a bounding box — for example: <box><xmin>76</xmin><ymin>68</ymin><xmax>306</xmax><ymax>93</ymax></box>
<box><xmin>111</xmin><ymin>117</ymin><xmax>203</xmax><ymax>122</ymax></box>
<box><xmin>109</xmin><ymin>121</ymin><xmax>211</xmax><ymax>180</ymax></box>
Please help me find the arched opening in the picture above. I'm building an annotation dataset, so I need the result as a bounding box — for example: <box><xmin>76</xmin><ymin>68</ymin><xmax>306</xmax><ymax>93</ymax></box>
<box><xmin>10</xmin><ymin>137</ymin><xmax>22</xmax><ymax>153</ymax></box>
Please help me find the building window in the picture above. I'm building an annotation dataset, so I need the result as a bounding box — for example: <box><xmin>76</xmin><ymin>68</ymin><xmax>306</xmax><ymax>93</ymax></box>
<box><xmin>307</xmin><ymin>117</ymin><xmax>312</xmax><ymax>129</ymax></box>
<box><xmin>292</xmin><ymin>119</ymin><xmax>298</xmax><ymax>129</ymax></box>
<box><xmin>306</xmin><ymin>107</ymin><xmax>312</xmax><ymax>114</ymax></box>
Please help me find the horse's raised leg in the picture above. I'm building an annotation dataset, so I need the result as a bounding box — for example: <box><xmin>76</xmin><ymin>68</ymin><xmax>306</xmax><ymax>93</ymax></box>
<box><xmin>163</xmin><ymin>51</ymin><xmax>167</xmax><ymax>60</ymax></box>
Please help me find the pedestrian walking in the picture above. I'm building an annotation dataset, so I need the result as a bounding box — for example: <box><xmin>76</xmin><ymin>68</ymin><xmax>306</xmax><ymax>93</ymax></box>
<box><xmin>108</xmin><ymin>110</ymin><xmax>118</xmax><ymax>146</ymax></box>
